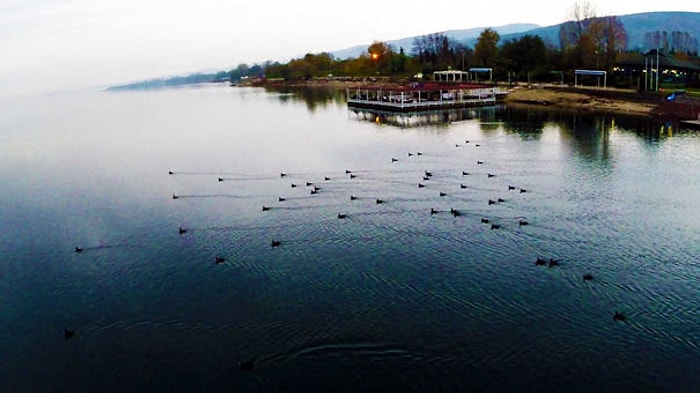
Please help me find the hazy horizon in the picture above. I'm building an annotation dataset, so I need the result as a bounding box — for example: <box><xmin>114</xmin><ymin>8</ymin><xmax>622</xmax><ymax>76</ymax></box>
<box><xmin>2</xmin><ymin>0</ymin><xmax>700</xmax><ymax>100</ymax></box>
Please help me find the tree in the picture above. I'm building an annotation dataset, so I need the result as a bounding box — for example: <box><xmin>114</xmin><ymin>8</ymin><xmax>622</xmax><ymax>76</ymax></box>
<box><xmin>475</xmin><ymin>28</ymin><xmax>500</xmax><ymax>66</ymax></box>
<box><xmin>367</xmin><ymin>41</ymin><xmax>393</xmax><ymax>75</ymax></box>
<box><xmin>500</xmin><ymin>35</ymin><xmax>549</xmax><ymax>81</ymax></box>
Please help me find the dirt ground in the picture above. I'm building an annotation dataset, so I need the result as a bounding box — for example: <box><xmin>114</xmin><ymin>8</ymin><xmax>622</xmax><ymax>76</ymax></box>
<box><xmin>504</xmin><ymin>86</ymin><xmax>657</xmax><ymax>115</ymax></box>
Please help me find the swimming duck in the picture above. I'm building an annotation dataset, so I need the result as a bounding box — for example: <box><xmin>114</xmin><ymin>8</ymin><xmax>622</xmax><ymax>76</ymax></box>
<box><xmin>424</xmin><ymin>171</ymin><xmax>433</xmax><ymax>177</ymax></box>
<box><xmin>418</xmin><ymin>183</ymin><xmax>425</xmax><ymax>188</ymax></box>
<box><xmin>239</xmin><ymin>360</ymin><xmax>255</xmax><ymax>371</ymax></box>
<box><xmin>462</xmin><ymin>171</ymin><xmax>470</xmax><ymax>176</ymax></box>
<box><xmin>346</xmin><ymin>170</ymin><xmax>352</xmax><ymax>174</ymax></box>
<box><xmin>417</xmin><ymin>152</ymin><xmax>423</xmax><ymax>156</ymax></box>
<box><xmin>481</xmin><ymin>218</ymin><xmax>490</xmax><ymax>224</ymax></box>
<box><xmin>460</xmin><ymin>184</ymin><xmax>467</xmax><ymax>189</ymax></box>
<box><xmin>278</xmin><ymin>197</ymin><xmax>286</xmax><ymax>202</ymax></box>
<box><xmin>178</xmin><ymin>227</ymin><xmax>187</xmax><ymax>235</ymax></box>
<box><xmin>491</xmin><ymin>224</ymin><xmax>501</xmax><ymax>230</ymax></box>
<box><xmin>376</xmin><ymin>199</ymin><xmax>384</xmax><ymax>204</ymax></box>
<box><xmin>215</xmin><ymin>256</ymin><xmax>226</xmax><ymax>264</ymax></box>
<box><xmin>450</xmin><ymin>208</ymin><xmax>461</xmax><ymax>217</ymax></box>
<box><xmin>548</xmin><ymin>258</ymin><xmax>560</xmax><ymax>268</ymax></box>
<box><xmin>465</xmin><ymin>140</ymin><xmax>470</xmax><ymax>144</ymax></box>
<box><xmin>280</xmin><ymin>172</ymin><xmax>287</xmax><ymax>178</ymax></box>
<box><xmin>488</xmin><ymin>174</ymin><xmax>496</xmax><ymax>178</ymax></box>
<box><xmin>338</xmin><ymin>213</ymin><xmax>347</xmax><ymax>219</ymax></box>
<box><xmin>535</xmin><ymin>257</ymin><xmax>547</xmax><ymax>266</ymax></box>
<box><xmin>430</xmin><ymin>208</ymin><xmax>438</xmax><ymax>215</ymax></box>
<box><xmin>488</xmin><ymin>199</ymin><xmax>496</xmax><ymax>205</ymax></box>
<box><xmin>508</xmin><ymin>185</ymin><xmax>516</xmax><ymax>191</ymax></box>
<box><xmin>168</xmin><ymin>171</ymin><xmax>174</xmax><ymax>175</ymax></box>
<box><xmin>518</xmin><ymin>220</ymin><xmax>529</xmax><ymax>226</ymax></box>
<box><xmin>325</xmin><ymin>176</ymin><xmax>331</xmax><ymax>181</ymax></box>
<box><xmin>613</xmin><ymin>311</ymin><xmax>626</xmax><ymax>322</ymax></box>
<box><xmin>262</xmin><ymin>206</ymin><xmax>270</xmax><ymax>211</ymax></box>
<box><xmin>439</xmin><ymin>192</ymin><xmax>447</xmax><ymax>197</ymax></box>
<box><xmin>350</xmin><ymin>195</ymin><xmax>358</xmax><ymax>201</ymax></box>
<box><xmin>583</xmin><ymin>273</ymin><xmax>594</xmax><ymax>281</ymax></box>
<box><xmin>350</xmin><ymin>174</ymin><xmax>356</xmax><ymax>179</ymax></box>
<box><xmin>271</xmin><ymin>240</ymin><xmax>281</xmax><ymax>248</ymax></box>
<box><xmin>306</xmin><ymin>181</ymin><xmax>313</xmax><ymax>187</ymax></box>
<box><xmin>291</xmin><ymin>183</ymin><xmax>297</xmax><ymax>188</ymax></box>
<box><xmin>423</xmin><ymin>176</ymin><xmax>430</xmax><ymax>181</ymax></box>
<box><xmin>475</xmin><ymin>144</ymin><xmax>481</xmax><ymax>147</ymax></box>
<box><xmin>520</xmin><ymin>189</ymin><xmax>528</xmax><ymax>194</ymax></box>
<box><xmin>391</xmin><ymin>158</ymin><xmax>398</xmax><ymax>162</ymax></box>
<box><xmin>310</xmin><ymin>189</ymin><xmax>318</xmax><ymax>195</ymax></box>
<box><xmin>477</xmin><ymin>160</ymin><xmax>484</xmax><ymax>165</ymax></box>
<box><xmin>74</xmin><ymin>247</ymin><xmax>83</xmax><ymax>253</ymax></box>
<box><xmin>497</xmin><ymin>198</ymin><xmax>505</xmax><ymax>203</ymax></box>
<box><xmin>172</xmin><ymin>194</ymin><xmax>179</xmax><ymax>199</ymax></box>
<box><xmin>408</xmin><ymin>152</ymin><xmax>414</xmax><ymax>157</ymax></box>
<box><xmin>218</xmin><ymin>177</ymin><xmax>224</xmax><ymax>182</ymax></box>
<box><xmin>65</xmin><ymin>329</ymin><xmax>76</xmax><ymax>340</ymax></box>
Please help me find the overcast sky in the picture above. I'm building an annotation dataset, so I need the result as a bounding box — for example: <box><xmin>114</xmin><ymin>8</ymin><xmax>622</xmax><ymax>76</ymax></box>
<box><xmin>1</xmin><ymin>0</ymin><xmax>699</xmax><ymax>99</ymax></box>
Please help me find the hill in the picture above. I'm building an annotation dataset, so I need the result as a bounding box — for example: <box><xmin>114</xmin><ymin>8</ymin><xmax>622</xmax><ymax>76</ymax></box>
<box><xmin>331</xmin><ymin>23</ymin><xmax>540</xmax><ymax>59</ymax></box>
<box><xmin>331</xmin><ymin>12</ymin><xmax>700</xmax><ymax>58</ymax></box>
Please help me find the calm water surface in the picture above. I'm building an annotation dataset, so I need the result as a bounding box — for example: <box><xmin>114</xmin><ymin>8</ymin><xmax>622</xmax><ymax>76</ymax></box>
<box><xmin>1</xmin><ymin>85</ymin><xmax>699</xmax><ymax>392</ymax></box>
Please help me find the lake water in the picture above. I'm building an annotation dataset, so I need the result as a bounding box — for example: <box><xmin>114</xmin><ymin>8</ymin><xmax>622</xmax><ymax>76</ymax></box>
<box><xmin>1</xmin><ymin>84</ymin><xmax>699</xmax><ymax>392</ymax></box>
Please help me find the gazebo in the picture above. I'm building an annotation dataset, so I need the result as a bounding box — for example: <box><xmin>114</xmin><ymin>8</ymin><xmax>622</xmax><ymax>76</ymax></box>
<box><xmin>614</xmin><ymin>50</ymin><xmax>700</xmax><ymax>91</ymax></box>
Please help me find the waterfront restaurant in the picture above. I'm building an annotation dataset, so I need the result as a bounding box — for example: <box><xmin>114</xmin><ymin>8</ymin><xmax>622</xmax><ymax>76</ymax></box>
<box><xmin>614</xmin><ymin>50</ymin><xmax>700</xmax><ymax>90</ymax></box>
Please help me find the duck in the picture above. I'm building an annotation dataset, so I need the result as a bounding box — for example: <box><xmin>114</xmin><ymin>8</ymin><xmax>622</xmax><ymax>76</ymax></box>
<box><xmin>423</xmin><ymin>176</ymin><xmax>430</xmax><ymax>181</ymax></box>
<box><xmin>418</xmin><ymin>183</ymin><xmax>425</xmax><ymax>188</ymax></box>
<box><xmin>310</xmin><ymin>189</ymin><xmax>318</xmax><ymax>195</ymax></box>
<box><xmin>291</xmin><ymin>183</ymin><xmax>297</xmax><ymax>188</ymax></box>
<box><xmin>376</xmin><ymin>199</ymin><xmax>384</xmax><ymax>205</ymax></box>
<box><xmin>350</xmin><ymin>195</ymin><xmax>358</xmax><ymax>201</ymax></box>
<box><xmin>450</xmin><ymin>208</ymin><xmax>461</xmax><ymax>217</ymax></box>
<box><xmin>306</xmin><ymin>181</ymin><xmax>313</xmax><ymax>187</ymax></box>
<box><xmin>64</xmin><ymin>329</ymin><xmax>76</xmax><ymax>340</ymax></box>
<box><xmin>460</xmin><ymin>184</ymin><xmax>467</xmax><ymax>189</ymax></box>
<box><xmin>488</xmin><ymin>199</ymin><xmax>496</xmax><ymax>205</ymax></box>
<box><xmin>408</xmin><ymin>152</ymin><xmax>414</xmax><ymax>157</ymax></box>
<box><xmin>475</xmin><ymin>144</ymin><xmax>481</xmax><ymax>147</ymax></box>
<box><xmin>271</xmin><ymin>240</ymin><xmax>281</xmax><ymax>248</ymax></box>
<box><xmin>262</xmin><ymin>206</ymin><xmax>270</xmax><ymax>211</ymax></box>
<box><xmin>346</xmin><ymin>169</ymin><xmax>352</xmax><ymax>174</ymax></box>
<box><xmin>497</xmin><ymin>198</ymin><xmax>505</xmax><ymax>203</ymax></box>
<box><xmin>278</xmin><ymin>197</ymin><xmax>286</xmax><ymax>202</ymax></box>
<box><xmin>430</xmin><ymin>208</ymin><xmax>438</xmax><ymax>215</ymax></box>
<box><xmin>439</xmin><ymin>192</ymin><xmax>447</xmax><ymax>197</ymax></box>
<box><xmin>491</xmin><ymin>224</ymin><xmax>501</xmax><ymax>230</ymax></box>
<box><xmin>324</xmin><ymin>176</ymin><xmax>331</xmax><ymax>181</ymax></box>
<box><xmin>168</xmin><ymin>171</ymin><xmax>174</xmax><ymax>175</ymax></box>
<box><xmin>74</xmin><ymin>246</ymin><xmax>83</xmax><ymax>253</ymax></box>
<box><xmin>218</xmin><ymin>177</ymin><xmax>224</xmax><ymax>182</ymax></box>
<box><xmin>520</xmin><ymin>189</ymin><xmax>528</xmax><ymax>194</ymax></box>
<box><xmin>239</xmin><ymin>360</ymin><xmax>255</xmax><ymax>371</ymax></box>
<box><xmin>172</xmin><ymin>194</ymin><xmax>179</xmax><ymax>199</ymax></box>
<box><xmin>462</xmin><ymin>171</ymin><xmax>470</xmax><ymax>176</ymax></box>
<box><xmin>350</xmin><ymin>174</ymin><xmax>356</xmax><ymax>179</ymax></box>
<box><xmin>465</xmin><ymin>140</ymin><xmax>470</xmax><ymax>144</ymax></box>
<box><xmin>280</xmin><ymin>172</ymin><xmax>287</xmax><ymax>177</ymax></box>
<box><xmin>548</xmin><ymin>258</ymin><xmax>560</xmax><ymax>268</ymax></box>
<box><xmin>391</xmin><ymin>158</ymin><xmax>398</xmax><ymax>162</ymax></box>
<box><xmin>583</xmin><ymin>273</ymin><xmax>594</xmax><ymax>281</ymax></box>
<box><xmin>488</xmin><ymin>174</ymin><xmax>496</xmax><ymax>178</ymax></box>
<box><xmin>215</xmin><ymin>256</ymin><xmax>226</xmax><ymax>264</ymax></box>
<box><xmin>481</xmin><ymin>218</ymin><xmax>490</xmax><ymax>224</ymax></box>
<box><xmin>613</xmin><ymin>311</ymin><xmax>626</xmax><ymax>322</ymax></box>
<box><xmin>337</xmin><ymin>213</ymin><xmax>347</xmax><ymax>219</ymax></box>
<box><xmin>178</xmin><ymin>227</ymin><xmax>187</xmax><ymax>235</ymax></box>
<box><xmin>477</xmin><ymin>160</ymin><xmax>484</xmax><ymax>165</ymax></box>
<box><xmin>424</xmin><ymin>170</ymin><xmax>433</xmax><ymax>177</ymax></box>
<box><xmin>508</xmin><ymin>185</ymin><xmax>516</xmax><ymax>191</ymax></box>
<box><xmin>417</xmin><ymin>152</ymin><xmax>423</xmax><ymax>156</ymax></box>
<box><xmin>518</xmin><ymin>220</ymin><xmax>529</xmax><ymax>226</ymax></box>
<box><xmin>535</xmin><ymin>257</ymin><xmax>547</xmax><ymax>266</ymax></box>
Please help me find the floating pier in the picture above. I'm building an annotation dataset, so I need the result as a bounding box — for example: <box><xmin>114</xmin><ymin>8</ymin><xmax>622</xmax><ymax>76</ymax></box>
<box><xmin>347</xmin><ymin>83</ymin><xmax>507</xmax><ymax>112</ymax></box>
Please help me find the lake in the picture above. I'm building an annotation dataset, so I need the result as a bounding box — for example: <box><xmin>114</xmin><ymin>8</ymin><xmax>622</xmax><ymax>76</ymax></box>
<box><xmin>1</xmin><ymin>84</ymin><xmax>699</xmax><ymax>392</ymax></box>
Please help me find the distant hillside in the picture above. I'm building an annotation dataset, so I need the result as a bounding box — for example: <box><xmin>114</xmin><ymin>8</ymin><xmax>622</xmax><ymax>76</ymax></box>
<box><xmin>331</xmin><ymin>23</ymin><xmax>540</xmax><ymax>59</ymax></box>
<box><xmin>331</xmin><ymin>12</ymin><xmax>700</xmax><ymax>59</ymax></box>
<box><xmin>106</xmin><ymin>72</ymin><xmax>230</xmax><ymax>91</ymax></box>
<box><xmin>496</xmin><ymin>12</ymin><xmax>700</xmax><ymax>51</ymax></box>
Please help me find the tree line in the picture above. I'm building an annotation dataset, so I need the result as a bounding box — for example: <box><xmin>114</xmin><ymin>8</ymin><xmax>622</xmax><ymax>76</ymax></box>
<box><xmin>227</xmin><ymin>2</ymin><xmax>698</xmax><ymax>87</ymax></box>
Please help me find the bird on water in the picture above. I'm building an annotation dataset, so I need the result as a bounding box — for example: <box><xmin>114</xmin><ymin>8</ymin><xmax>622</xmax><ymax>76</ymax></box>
<box><xmin>65</xmin><ymin>329</ymin><xmax>76</xmax><ymax>340</ymax></box>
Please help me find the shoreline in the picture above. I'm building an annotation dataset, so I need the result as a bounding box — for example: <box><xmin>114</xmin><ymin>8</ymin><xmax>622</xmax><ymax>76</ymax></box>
<box><xmin>250</xmin><ymin>78</ymin><xmax>700</xmax><ymax>119</ymax></box>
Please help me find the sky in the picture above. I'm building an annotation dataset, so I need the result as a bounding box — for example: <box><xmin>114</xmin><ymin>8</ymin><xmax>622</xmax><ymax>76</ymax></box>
<box><xmin>1</xmin><ymin>0</ymin><xmax>699</xmax><ymax>99</ymax></box>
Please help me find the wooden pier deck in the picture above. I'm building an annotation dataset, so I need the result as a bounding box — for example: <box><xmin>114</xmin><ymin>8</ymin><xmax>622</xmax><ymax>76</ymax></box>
<box><xmin>347</xmin><ymin>83</ymin><xmax>507</xmax><ymax>112</ymax></box>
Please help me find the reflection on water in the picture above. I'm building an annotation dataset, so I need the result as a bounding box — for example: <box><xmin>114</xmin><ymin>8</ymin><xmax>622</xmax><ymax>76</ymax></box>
<box><xmin>1</xmin><ymin>85</ymin><xmax>699</xmax><ymax>393</ymax></box>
